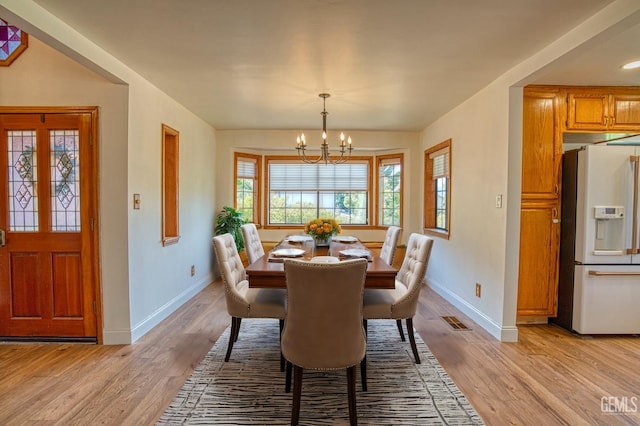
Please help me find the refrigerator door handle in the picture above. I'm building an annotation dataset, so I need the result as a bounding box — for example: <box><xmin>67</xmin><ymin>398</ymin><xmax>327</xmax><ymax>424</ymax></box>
<box><xmin>588</xmin><ymin>270</ymin><xmax>640</xmax><ymax>277</ymax></box>
<box><xmin>627</xmin><ymin>155</ymin><xmax>640</xmax><ymax>255</ymax></box>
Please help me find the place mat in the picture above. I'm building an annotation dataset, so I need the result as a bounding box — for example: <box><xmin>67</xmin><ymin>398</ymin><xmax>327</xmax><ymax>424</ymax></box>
<box><xmin>271</xmin><ymin>248</ymin><xmax>305</xmax><ymax>258</ymax></box>
<box><xmin>332</xmin><ymin>235</ymin><xmax>358</xmax><ymax>243</ymax></box>
<box><xmin>286</xmin><ymin>235</ymin><xmax>313</xmax><ymax>243</ymax></box>
<box><xmin>338</xmin><ymin>248</ymin><xmax>371</xmax><ymax>261</ymax></box>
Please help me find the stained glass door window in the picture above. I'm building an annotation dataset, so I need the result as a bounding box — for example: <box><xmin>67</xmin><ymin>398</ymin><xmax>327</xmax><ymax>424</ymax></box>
<box><xmin>8</xmin><ymin>130</ymin><xmax>38</xmax><ymax>231</ymax></box>
<box><xmin>50</xmin><ymin>130</ymin><xmax>80</xmax><ymax>231</ymax></box>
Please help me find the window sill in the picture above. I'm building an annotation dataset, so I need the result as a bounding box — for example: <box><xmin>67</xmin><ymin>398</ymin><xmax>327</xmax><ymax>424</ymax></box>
<box><xmin>424</xmin><ymin>228</ymin><xmax>449</xmax><ymax>240</ymax></box>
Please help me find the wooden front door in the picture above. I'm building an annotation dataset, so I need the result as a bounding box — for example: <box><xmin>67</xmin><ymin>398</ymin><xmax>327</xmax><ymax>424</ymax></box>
<box><xmin>0</xmin><ymin>111</ymin><xmax>98</xmax><ymax>340</ymax></box>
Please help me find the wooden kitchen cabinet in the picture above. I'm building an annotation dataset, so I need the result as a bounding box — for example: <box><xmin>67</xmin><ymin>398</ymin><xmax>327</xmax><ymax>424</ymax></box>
<box><xmin>518</xmin><ymin>87</ymin><xmax>561</xmax><ymax>317</ymax></box>
<box><xmin>566</xmin><ymin>88</ymin><xmax>640</xmax><ymax>131</ymax></box>
<box><xmin>521</xmin><ymin>90</ymin><xmax>561</xmax><ymax>196</ymax></box>
<box><xmin>517</xmin><ymin>201</ymin><xmax>560</xmax><ymax>316</ymax></box>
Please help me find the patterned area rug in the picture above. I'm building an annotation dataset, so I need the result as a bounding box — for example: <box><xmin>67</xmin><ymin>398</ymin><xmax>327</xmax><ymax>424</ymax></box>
<box><xmin>158</xmin><ymin>319</ymin><xmax>484</xmax><ymax>425</ymax></box>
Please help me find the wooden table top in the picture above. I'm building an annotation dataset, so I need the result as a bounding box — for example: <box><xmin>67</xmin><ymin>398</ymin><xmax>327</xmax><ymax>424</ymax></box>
<box><xmin>246</xmin><ymin>237</ymin><xmax>397</xmax><ymax>289</ymax></box>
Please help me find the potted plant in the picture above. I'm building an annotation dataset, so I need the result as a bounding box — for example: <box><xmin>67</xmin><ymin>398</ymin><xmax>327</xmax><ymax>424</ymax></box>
<box><xmin>215</xmin><ymin>206</ymin><xmax>247</xmax><ymax>253</ymax></box>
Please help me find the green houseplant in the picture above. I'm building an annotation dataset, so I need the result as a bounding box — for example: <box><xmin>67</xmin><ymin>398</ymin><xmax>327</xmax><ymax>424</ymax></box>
<box><xmin>215</xmin><ymin>206</ymin><xmax>247</xmax><ymax>253</ymax></box>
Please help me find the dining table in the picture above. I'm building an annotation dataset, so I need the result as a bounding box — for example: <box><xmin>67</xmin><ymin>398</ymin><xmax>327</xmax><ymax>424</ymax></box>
<box><xmin>245</xmin><ymin>235</ymin><xmax>398</xmax><ymax>289</ymax></box>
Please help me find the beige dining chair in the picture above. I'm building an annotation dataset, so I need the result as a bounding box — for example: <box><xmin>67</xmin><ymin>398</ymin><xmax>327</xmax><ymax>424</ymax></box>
<box><xmin>212</xmin><ymin>233</ymin><xmax>286</xmax><ymax>366</ymax></box>
<box><xmin>363</xmin><ymin>233</ymin><xmax>433</xmax><ymax>364</ymax></box>
<box><xmin>241</xmin><ymin>223</ymin><xmax>265</xmax><ymax>265</ymax></box>
<box><xmin>282</xmin><ymin>258</ymin><xmax>368</xmax><ymax>426</ymax></box>
<box><xmin>379</xmin><ymin>226</ymin><xmax>402</xmax><ymax>265</ymax></box>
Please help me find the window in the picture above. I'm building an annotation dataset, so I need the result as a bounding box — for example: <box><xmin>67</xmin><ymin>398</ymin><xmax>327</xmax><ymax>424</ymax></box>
<box><xmin>265</xmin><ymin>157</ymin><xmax>371</xmax><ymax>227</ymax></box>
<box><xmin>424</xmin><ymin>139</ymin><xmax>451</xmax><ymax>239</ymax></box>
<box><xmin>0</xmin><ymin>18</ymin><xmax>28</xmax><ymax>66</ymax></box>
<box><xmin>162</xmin><ymin>124</ymin><xmax>179</xmax><ymax>246</ymax></box>
<box><xmin>377</xmin><ymin>154</ymin><xmax>403</xmax><ymax>227</ymax></box>
<box><xmin>234</xmin><ymin>152</ymin><xmax>261</xmax><ymax>224</ymax></box>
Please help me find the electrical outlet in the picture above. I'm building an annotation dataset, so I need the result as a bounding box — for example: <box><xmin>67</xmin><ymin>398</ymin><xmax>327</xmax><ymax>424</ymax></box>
<box><xmin>190</xmin><ymin>265</ymin><xmax>195</xmax><ymax>277</ymax></box>
<box><xmin>495</xmin><ymin>194</ymin><xmax>503</xmax><ymax>208</ymax></box>
<box><xmin>475</xmin><ymin>283</ymin><xmax>481</xmax><ymax>298</ymax></box>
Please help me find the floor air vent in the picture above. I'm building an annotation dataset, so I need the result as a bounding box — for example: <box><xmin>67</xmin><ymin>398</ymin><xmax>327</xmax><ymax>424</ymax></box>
<box><xmin>442</xmin><ymin>316</ymin><xmax>470</xmax><ymax>330</ymax></box>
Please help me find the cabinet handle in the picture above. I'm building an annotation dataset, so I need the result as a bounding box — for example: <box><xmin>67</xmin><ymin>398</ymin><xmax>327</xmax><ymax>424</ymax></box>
<box><xmin>552</xmin><ymin>208</ymin><xmax>560</xmax><ymax>224</ymax></box>
<box><xmin>0</xmin><ymin>229</ymin><xmax>5</xmax><ymax>247</ymax></box>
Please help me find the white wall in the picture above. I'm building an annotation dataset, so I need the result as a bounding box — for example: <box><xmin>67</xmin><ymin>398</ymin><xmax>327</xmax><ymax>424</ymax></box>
<box><xmin>215</xmin><ymin>129</ymin><xmax>421</xmax><ymax>244</ymax></box>
<box><xmin>1</xmin><ymin>3</ymin><xmax>218</xmax><ymax>344</ymax></box>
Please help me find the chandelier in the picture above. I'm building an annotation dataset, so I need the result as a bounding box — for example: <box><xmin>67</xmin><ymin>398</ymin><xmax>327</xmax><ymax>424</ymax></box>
<box><xmin>296</xmin><ymin>93</ymin><xmax>353</xmax><ymax>164</ymax></box>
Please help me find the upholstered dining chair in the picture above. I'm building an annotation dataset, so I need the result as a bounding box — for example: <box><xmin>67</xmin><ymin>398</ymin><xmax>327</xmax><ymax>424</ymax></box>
<box><xmin>241</xmin><ymin>223</ymin><xmax>265</xmax><ymax>265</ymax></box>
<box><xmin>363</xmin><ymin>233</ymin><xmax>433</xmax><ymax>364</ymax></box>
<box><xmin>212</xmin><ymin>233</ymin><xmax>286</xmax><ymax>366</ymax></box>
<box><xmin>282</xmin><ymin>258</ymin><xmax>368</xmax><ymax>426</ymax></box>
<box><xmin>379</xmin><ymin>226</ymin><xmax>402</xmax><ymax>265</ymax></box>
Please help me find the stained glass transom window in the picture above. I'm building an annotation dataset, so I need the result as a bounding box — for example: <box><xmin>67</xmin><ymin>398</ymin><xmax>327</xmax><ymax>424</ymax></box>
<box><xmin>51</xmin><ymin>130</ymin><xmax>80</xmax><ymax>231</ymax></box>
<box><xmin>0</xmin><ymin>18</ymin><xmax>28</xmax><ymax>66</ymax></box>
<box><xmin>8</xmin><ymin>130</ymin><xmax>38</xmax><ymax>231</ymax></box>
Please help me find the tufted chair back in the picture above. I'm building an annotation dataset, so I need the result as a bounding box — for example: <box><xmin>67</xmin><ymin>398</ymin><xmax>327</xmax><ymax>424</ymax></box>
<box><xmin>379</xmin><ymin>226</ymin><xmax>402</xmax><ymax>265</ymax></box>
<box><xmin>282</xmin><ymin>258</ymin><xmax>368</xmax><ymax>370</ymax></box>
<box><xmin>392</xmin><ymin>233</ymin><xmax>433</xmax><ymax>318</ymax></box>
<box><xmin>241</xmin><ymin>223</ymin><xmax>265</xmax><ymax>264</ymax></box>
<box><xmin>212</xmin><ymin>233</ymin><xmax>250</xmax><ymax>317</ymax></box>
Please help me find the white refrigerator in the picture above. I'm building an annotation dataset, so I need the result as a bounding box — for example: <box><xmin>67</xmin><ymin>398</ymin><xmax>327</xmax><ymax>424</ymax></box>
<box><xmin>555</xmin><ymin>144</ymin><xmax>640</xmax><ymax>334</ymax></box>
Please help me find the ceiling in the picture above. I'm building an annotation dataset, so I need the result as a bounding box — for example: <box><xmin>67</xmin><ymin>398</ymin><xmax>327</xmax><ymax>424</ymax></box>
<box><xmin>25</xmin><ymin>0</ymin><xmax>640</xmax><ymax>131</ymax></box>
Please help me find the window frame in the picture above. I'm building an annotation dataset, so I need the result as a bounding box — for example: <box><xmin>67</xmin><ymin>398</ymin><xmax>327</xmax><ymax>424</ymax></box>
<box><xmin>161</xmin><ymin>124</ymin><xmax>180</xmax><ymax>246</ymax></box>
<box><xmin>263</xmin><ymin>155</ymin><xmax>374</xmax><ymax>229</ymax></box>
<box><xmin>376</xmin><ymin>153</ymin><xmax>403</xmax><ymax>228</ymax></box>
<box><xmin>234</xmin><ymin>152</ymin><xmax>262</xmax><ymax>225</ymax></box>
<box><xmin>424</xmin><ymin>139</ymin><xmax>451</xmax><ymax>239</ymax></box>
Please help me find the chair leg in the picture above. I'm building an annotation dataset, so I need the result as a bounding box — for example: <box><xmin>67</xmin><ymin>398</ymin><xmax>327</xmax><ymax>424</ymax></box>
<box><xmin>360</xmin><ymin>355</ymin><xmax>367</xmax><ymax>392</ymax></box>
<box><xmin>396</xmin><ymin>319</ymin><xmax>406</xmax><ymax>341</ymax></box>
<box><xmin>280</xmin><ymin>319</ymin><xmax>285</xmax><ymax>372</ymax></box>
<box><xmin>347</xmin><ymin>365</ymin><xmax>358</xmax><ymax>426</ymax></box>
<box><xmin>224</xmin><ymin>317</ymin><xmax>240</xmax><ymax>362</ymax></box>
<box><xmin>234</xmin><ymin>318</ymin><xmax>242</xmax><ymax>342</ymax></box>
<box><xmin>406</xmin><ymin>318</ymin><xmax>421</xmax><ymax>364</ymax></box>
<box><xmin>291</xmin><ymin>365</ymin><xmax>303</xmax><ymax>426</ymax></box>
<box><xmin>285</xmin><ymin>361</ymin><xmax>292</xmax><ymax>393</ymax></box>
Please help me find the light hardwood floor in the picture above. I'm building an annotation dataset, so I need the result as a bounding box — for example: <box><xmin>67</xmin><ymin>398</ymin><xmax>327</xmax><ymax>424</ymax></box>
<box><xmin>1</xmin><ymin>281</ymin><xmax>639</xmax><ymax>425</ymax></box>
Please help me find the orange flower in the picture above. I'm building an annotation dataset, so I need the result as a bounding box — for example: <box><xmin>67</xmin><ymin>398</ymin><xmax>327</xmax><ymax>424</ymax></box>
<box><xmin>304</xmin><ymin>217</ymin><xmax>341</xmax><ymax>239</ymax></box>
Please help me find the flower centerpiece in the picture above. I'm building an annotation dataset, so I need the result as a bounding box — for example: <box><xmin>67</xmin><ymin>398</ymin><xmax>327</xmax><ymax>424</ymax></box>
<box><xmin>304</xmin><ymin>217</ymin><xmax>341</xmax><ymax>246</ymax></box>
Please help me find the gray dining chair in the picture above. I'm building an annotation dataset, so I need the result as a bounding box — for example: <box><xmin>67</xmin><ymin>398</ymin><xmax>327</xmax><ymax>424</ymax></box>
<box><xmin>363</xmin><ymin>233</ymin><xmax>433</xmax><ymax>364</ymax></box>
<box><xmin>379</xmin><ymin>226</ymin><xmax>402</xmax><ymax>265</ymax></box>
<box><xmin>212</xmin><ymin>233</ymin><xmax>286</xmax><ymax>366</ymax></box>
<box><xmin>282</xmin><ymin>258</ymin><xmax>368</xmax><ymax>426</ymax></box>
<box><xmin>241</xmin><ymin>223</ymin><xmax>265</xmax><ymax>264</ymax></box>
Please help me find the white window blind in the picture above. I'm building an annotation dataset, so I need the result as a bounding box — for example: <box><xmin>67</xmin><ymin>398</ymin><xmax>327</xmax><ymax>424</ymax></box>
<box><xmin>430</xmin><ymin>147</ymin><xmax>449</xmax><ymax>179</ymax></box>
<box><xmin>269</xmin><ymin>162</ymin><xmax>368</xmax><ymax>191</ymax></box>
<box><xmin>237</xmin><ymin>157</ymin><xmax>256</xmax><ymax>178</ymax></box>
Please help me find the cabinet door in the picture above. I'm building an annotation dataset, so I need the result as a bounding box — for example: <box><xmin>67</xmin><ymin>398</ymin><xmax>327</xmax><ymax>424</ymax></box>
<box><xmin>566</xmin><ymin>93</ymin><xmax>608</xmax><ymax>130</ymax></box>
<box><xmin>517</xmin><ymin>202</ymin><xmax>560</xmax><ymax>316</ymax></box>
<box><xmin>609</xmin><ymin>94</ymin><xmax>640</xmax><ymax>130</ymax></box>
<box><xmin>522</xmin><ymin>91</ymin><xmax>560</xmax><ymax>195</ymax></box>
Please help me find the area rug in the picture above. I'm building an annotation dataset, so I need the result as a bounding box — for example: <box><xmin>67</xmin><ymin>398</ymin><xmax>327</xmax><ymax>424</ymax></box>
<box><xmin>158</xmin><ymin>319</ymin><xmax>484</xmax><ymax>425</ymax></box>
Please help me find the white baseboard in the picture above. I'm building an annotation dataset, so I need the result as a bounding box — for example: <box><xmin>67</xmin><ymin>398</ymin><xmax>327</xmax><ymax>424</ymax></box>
<box><xmin>102</xmin><ymin>275</ymin><xmax>213</xmax><ymax>345</ymax></box>
<box><xmin>427</xmin><ymin>278</ymin><xmax>519</xmax><ymax>342</ymax></box>
<box><xmin>102</xmin><ymin>329</ymin><xmax>133</xmax><ymax>345</ymax></box>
